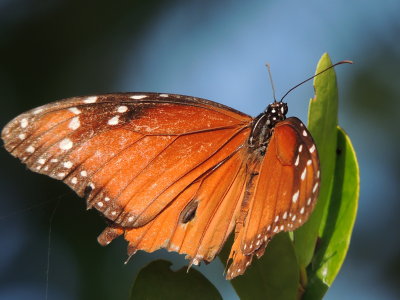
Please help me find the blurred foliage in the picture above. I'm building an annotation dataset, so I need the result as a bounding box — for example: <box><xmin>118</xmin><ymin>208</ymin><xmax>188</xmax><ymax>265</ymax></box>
<box><xmin>130</xmin><ymin>260</ymin><xmax>222</xmax><ymax>300</ymax></box>
<box><xmin>346</xmin><ymin>37</ymin><xmax>400</xmax><ymax>296</ymax></box>
<box><xmin>0</xmin><ymin>0</ymin><xmax>176</xmax><ymax>107</ymax></box>
<box><xmin>221</xmin><ymin>233</ymin><xmax>299</xmax><ymax>300</ymax></box>
<box><xmin>304</xmin><ymin>127</ymin><xmax>359</xmax><ymax>299</ymax></box>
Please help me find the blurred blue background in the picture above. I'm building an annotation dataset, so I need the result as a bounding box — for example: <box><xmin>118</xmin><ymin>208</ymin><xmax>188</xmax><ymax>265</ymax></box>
<box><xmin>1</xmin><ymin>0</ymin><xmax>399</xmax><ymax>299</ymax></box>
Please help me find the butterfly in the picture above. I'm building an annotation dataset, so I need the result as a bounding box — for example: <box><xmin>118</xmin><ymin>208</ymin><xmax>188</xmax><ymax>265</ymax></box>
<box><xmin>2</xmin><ymin>61</ymin><xmax>349</xmax><ymax>279</ymax></box>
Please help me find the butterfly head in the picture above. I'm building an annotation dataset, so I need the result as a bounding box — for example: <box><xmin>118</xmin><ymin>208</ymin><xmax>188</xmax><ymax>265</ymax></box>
<box><xmin>249</xmin><ymin>101</ymin><xmax>288</xmax><ymax>150</ymax></box>
<box><xmin>264</xmin><ymin>101</ymin><xmax>288</xmax><ymax>125</ymax></box>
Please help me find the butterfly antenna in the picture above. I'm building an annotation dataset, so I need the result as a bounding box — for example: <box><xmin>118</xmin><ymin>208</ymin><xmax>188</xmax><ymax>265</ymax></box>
<box><xmin>279</xmin><ymin>60</ymin><xmax>353</xmax><ymax>102</ymax></box>
<box><xmin>265</xmin><ymin>63</ymin><xmax>278</xmax><ymax>102</ymax></box>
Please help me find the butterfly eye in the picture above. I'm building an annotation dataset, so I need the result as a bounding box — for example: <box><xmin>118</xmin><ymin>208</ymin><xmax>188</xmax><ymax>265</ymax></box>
<box><xmin>281</xmin><ymin>103</ymin><xmax>288</xmax><ymax>115</ymax></box>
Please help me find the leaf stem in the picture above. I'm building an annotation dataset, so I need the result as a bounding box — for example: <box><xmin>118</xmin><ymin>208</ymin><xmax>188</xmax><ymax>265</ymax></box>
<box><xmin>297</xmin><ymin>266</ymin><xmax>308</xmax><ymax>299</ymax></box>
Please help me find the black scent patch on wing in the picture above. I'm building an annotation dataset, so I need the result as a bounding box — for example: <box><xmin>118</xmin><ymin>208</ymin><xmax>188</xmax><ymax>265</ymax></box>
<box><xmin>180</xmin><ymin>200</ymin><xmax>198</xmax><ymax>224</ymax></box>
<box><xmin>122</xmin><ymin>108</ymin><xmax>143</xmax><ymax>123</ymax></box>
<box><xmin>118</xmin><ymin>103</ymin><xmax>157</xmax><ymax>124</ymax></box>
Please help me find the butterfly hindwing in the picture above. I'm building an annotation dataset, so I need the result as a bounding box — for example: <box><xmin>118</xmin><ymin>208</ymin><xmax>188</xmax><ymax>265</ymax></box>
<box><xmin>226</xmin><ymin>117</ymin><xmax>320</xmax><ymax>278</ymax></box>
<box><xmin>99</xmin><ymin>142</ymin><xmax>250</xmax><ymax>266</ymax></box>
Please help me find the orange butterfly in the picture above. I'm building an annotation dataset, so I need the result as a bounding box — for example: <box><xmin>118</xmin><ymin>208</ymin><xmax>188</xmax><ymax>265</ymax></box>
<box><xmin>2</xmin><ymin>62</ymin><xmax>353</xmax><ymax>279</ymax></box>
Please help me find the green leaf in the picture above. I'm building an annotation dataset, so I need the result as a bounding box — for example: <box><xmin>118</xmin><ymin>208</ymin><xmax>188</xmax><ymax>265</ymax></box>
<box><xmin>220</xmin><ymin>233</ymin><xmax>299</xmax><ymax>300</ymax></box>
<box><xmin>130</xmin><ymin>260</ymin><xmax>222</xmax><ymax>300</ymax></box>
<box><xmin>294</xmin><ymin>53</ymin><xmax>339</xmax><ymax>269</ymax></box>
<box><xmin>303</xmin><ymin>127</ymin><xmax>360</xmax><ymax>299</ymax></box>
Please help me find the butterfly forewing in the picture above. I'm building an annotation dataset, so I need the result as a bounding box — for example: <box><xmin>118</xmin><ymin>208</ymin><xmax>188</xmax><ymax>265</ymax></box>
<box><xmin>2</xmin><ymin>93</ymin><xmax>252</xmax><ymax>228</ymax></box>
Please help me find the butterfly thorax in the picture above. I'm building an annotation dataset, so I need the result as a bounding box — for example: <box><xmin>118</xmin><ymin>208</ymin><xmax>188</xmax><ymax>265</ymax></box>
<box><xmin>248</xmin><ymin>101</ymin><xmax>288</xmax><ymax>154</ymax></box>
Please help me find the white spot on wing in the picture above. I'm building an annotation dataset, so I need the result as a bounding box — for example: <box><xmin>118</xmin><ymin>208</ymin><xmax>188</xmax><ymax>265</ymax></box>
<box><xmin>295</xmin><ymin>155</ymin><xmax>300</xmax><ymax>166</ymax></box>
<box><xmin>299</xmin><ymin>144</ymin><xmax>303</xmax><ymax>152</ymax></box>
<box><xmin>307</xmin><ymin>159</ymin><xmax>312</xmax><ymax>166</ymax></box>
<box><xmin>33</xmin><ymin>108</ymin><xmax>43</xmax><ymax>115</ymax></box>
<box><xmin>80</xmin><ymin>170</ymin><xmax>87</xmax><ymax>177</ymax></box>
<box><xmin>38</xmin><ymin>158</ymin><xmax>46</xmax><ymax>165</ymax></box>
<box><xmin>20</xmin><ymin>118</ymin><xmax>28</xmax><ymax>128</ymax></box>
<box><xmin>107</xmin><ymin>116</ymin><xmax>119</xmax><ymax>125</ymax></box>
<box><xmin>71</xmin><ymin>177</ymin><xmax>78</xmax><ymax>184</ymax></box>
<box><xmin>57</xmin><ymin>172</ymin><xmax>65</xmax><ymax>178</ymax></box>
<box><xmin>63</xmin><ymin>161</ymin><xmax>73</xmax><ymax>169</ymax></box>
<box><xmin>18</xmin><ymin>133</ymin><xmax>26</xmax><ymax>140</ymax></box>
<box><xmin>310</xmin><ymin>144</ymin><xmax>316</xmax><ymax>153</ymax></box>
<box><xmin>59</xmin><ymin>138</ymin><xmax>73</xmax><ymax>150</ymax></box>
<box><xmin>159</xmin><ymin>94</ymin><xmax>168</xmax><ymax>97</ymax></box>
<box><xmin>84</xmin><ymin>96</ymin><xmax>98</xmax><ymax>103</ymax></box>
<box><xmin>301</xmin><ymin>167</ymin><xmax>307</xmax><ymax>180</ymax></box>
<box><xmin>170</xmin><ymin>244</ymin><xmax>179</xmax><ymax>251</ymax></box>
<box><xmin>26</xmin><ymin>145</ymin><xmax>35</xmax><ymax>153</ymax></box>
<box><xmin>69</xmin><ymin>107</ymin><xmax>81</xmax><ymax>115</ymax></box>
<box><xmin>302</xmin><ymin>130</ymin><xmax>308</xmax><ymax>136</ymax></box>
<box><xmin>317</xmin><ymin>170</ymin><xmax>320</xmax><ymax>178</ymax></box>
<box><xmin>130</xmin><ymin>95</ymin><xmax>147</xmax><ymax>100</ymax></box>
<box><xmin>292</xmin><ymin>190</ymin><xmax>299</xmax><ymax>203</ymax></box>
<box><xmin>313</xmin><ymin>182</ymin><xmax>319</xmax><ymax>193</ymax></box>
<box><xmin>68</xmin><ymin>116</ymin><xmax>80</xmax><ymax>130</ymax></box>
<box><xmin>117</xmin><ymin>106</ymin><xmax>128</xmax><ymax>113</ymax></box>
<box><xmin>97</xmin><ymin>202</ymin><xmax>103</xmax><ymax>207</ymax></box>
